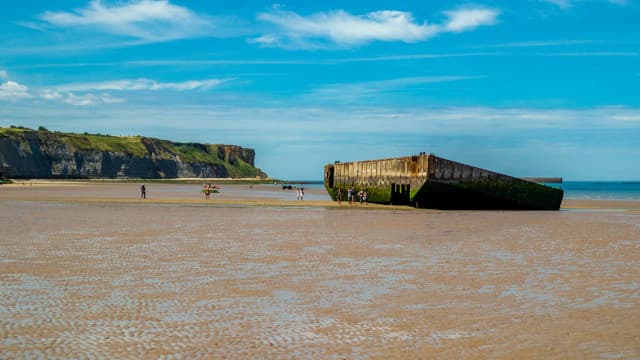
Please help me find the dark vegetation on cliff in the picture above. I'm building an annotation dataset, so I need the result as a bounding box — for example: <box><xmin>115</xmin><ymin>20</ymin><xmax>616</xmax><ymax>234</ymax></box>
<box><xmin>0</xmin><ymin>126</ymin><xmax>267</xmax><ymax>179</ymax></box>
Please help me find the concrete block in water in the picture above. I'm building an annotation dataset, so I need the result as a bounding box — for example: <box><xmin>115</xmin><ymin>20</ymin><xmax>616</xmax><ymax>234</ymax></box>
<box><xmin>324</xmin><ymin>154</ymin><xmax>563</xmax><ymax>210</ymax></box>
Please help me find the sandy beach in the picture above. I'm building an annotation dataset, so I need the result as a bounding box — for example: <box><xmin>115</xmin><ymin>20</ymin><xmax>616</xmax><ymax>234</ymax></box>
<box><xmin>1</xmin><ymin>182</ymin><xmax>639</xmax><ymax>359</ymax></box>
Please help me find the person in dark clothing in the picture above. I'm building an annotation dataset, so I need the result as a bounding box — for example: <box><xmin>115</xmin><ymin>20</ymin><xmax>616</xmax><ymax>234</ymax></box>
<box><xmin>141</xmin><ymin>184</ymin><xmax>146</xmax><ymax>199</ymax></box>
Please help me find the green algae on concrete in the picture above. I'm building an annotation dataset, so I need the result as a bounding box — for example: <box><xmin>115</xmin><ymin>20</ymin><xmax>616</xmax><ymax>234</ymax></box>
<box><xmin>324</xmin><ymin>154</ymin><xmax>563</xmax><ymax>210</ymax></box>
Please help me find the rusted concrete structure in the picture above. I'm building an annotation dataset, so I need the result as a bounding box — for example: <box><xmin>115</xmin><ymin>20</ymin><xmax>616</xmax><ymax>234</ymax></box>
<box><xmin>324</xmin><ymin>154</ymin><xmax>563</xmax><ymax>210</ymax></box>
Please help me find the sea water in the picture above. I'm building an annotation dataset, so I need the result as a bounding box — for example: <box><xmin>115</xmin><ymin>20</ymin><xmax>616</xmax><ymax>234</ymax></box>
<box><xmin>546</xmin><ymin>181</ymin><xmax>640</xmax><ymax>200</ymax></box>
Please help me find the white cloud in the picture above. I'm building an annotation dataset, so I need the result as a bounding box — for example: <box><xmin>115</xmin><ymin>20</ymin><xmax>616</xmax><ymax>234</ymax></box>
<box><xmin>255</xmin><ymin>9</ymin><xmax>438</xmax><ymax>47</ymax></box>
<box><xmin>151</xmin><ymin>79</ymin><xmax>226</xmax><ymax>91</ymax></box>
<box><xmin>254</xmin><ymin>6</ymin><xmax>499</xmax><ymax>49</ymax></box>
<box><xmin>0</xmin><ymin>81</ymin><xmax>32</xmax><ymax>101</ymax></box>
<box><xmin>3</xmin><ymin>103</ymin><xmax>640</xmax><ymax>139</ymax></box>
<box><xmin>443</xmin><ymin>8</ymin><xmax>499</xmax><ymax>32</ymax></box>
<box><xmin>99</xmin><ymin>93</ymin><xmax>126</xmax><ymax>104</ymax></box>
<box><xmin>59</xmin><ymin>92</ymin><xmax>125</xmax><ymax>106</ymax></box>
<box><xmin>36</xmin><ymin>77</ymin><xmax>224</xmax><ymax>106</ymax></box>
<box><xmin>63</xmin><ymin>93</ymin><xmax>100</xmax><ymax>106</ymax></box>
<box><xmin>19</xmin><ymin>105</ymin><xmax>637</xmax><ymax>136</ymax></box>
<box><xmin>483</xmin><ymin>40</ymin><xmax>598</xmax><ymax>48</ymax></box>
<box><xmin>39</xmin><ymin>89</ymin><xmax>125</xmax><ymax>106</ymax></box>
<box><xmin>543</xmin><ymin>0</ymin><xmax>573</xmax><ymax>8</ymax></box>
<box><xmin>541</xmin><ymin>51</ymin><xmax>639</xmax><ymax>57</ymax></box>
<box><xmin>310</xmin><ymin>76</ymin><xmax>485</xmax><ymax>102</ymax></box>
<box><xmin>543</xmin><ymin>0</ymin><xmax>629</xmax><ymax>8</ymax></box>
<box><xmin>4</xmin><ymin>77</ymin><xmax>226</xmax><ymax>106</ymax></box>
<box><xmin>53</xmin><ymin>78</ymin><xmax>227</xmax><ymax>92</ymax></box>
<box><xmin>248</xmin><ymin>34</ymin><xmax>281</xmax><ymax>46</ymax></box>
<box><xmin>0</xmin><ymin>69</ymin><xmax>7</xmax><ymax>79</ymax></box>
<box><xmin>39</xmin><ymin>0</ymin><xmax>214</xmax><ymax>42</ymax></box>
<box><xmin>39</xmin><ymin>89</ymin><xmax>63</xmax><ymax>100</ymax></box>
<box><xmin>13</xmin><ymin>53</ymin><xmax>499</xmax><ymax>69</ymax></box>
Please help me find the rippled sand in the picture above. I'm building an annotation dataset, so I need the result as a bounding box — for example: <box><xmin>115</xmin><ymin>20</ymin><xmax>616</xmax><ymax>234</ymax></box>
<box><xmin>1</xmin><ymin>183</ymin><xmax>639</xmax><ymax>359</ymax></box>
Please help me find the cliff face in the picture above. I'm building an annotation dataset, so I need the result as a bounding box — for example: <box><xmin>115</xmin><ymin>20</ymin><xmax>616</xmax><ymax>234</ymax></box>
<box><xmin>0</xmin><ymin>128</ymin><xmax>267</xmax><ymax>179</ymax></box>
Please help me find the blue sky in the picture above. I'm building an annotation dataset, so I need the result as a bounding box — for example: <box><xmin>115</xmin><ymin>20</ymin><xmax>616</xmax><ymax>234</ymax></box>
<box><xmin>1</xmin><ymin>0</ymin><xmax>639</xmax><ymax>180</ymax></box>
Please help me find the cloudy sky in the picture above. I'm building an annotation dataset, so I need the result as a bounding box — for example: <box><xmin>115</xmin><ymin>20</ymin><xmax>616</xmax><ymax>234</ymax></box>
<box><xmin>1</xmin><ymin>0</ymin><xmax>639</xmax><ymax>180</ymax></box>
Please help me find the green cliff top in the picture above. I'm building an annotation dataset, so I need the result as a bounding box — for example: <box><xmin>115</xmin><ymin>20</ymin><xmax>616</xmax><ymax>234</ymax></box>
<box><xmin>0</xmin><ymin>126</ymin><xmax>264</xmax><ymax>178</ymax></box>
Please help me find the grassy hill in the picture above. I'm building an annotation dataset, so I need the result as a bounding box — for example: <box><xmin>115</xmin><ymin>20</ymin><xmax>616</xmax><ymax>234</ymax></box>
<box><xmin>0</xmin><ymin>126</ymin><xmax>267</xmax><ymax>179</ymax></box>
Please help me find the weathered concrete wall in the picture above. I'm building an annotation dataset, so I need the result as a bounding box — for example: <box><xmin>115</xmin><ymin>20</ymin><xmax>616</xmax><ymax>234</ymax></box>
<box><xmin>325</xmin><ymin>154</ymin><xmax>564</xmax><ymax>210</ymax></box>
<box><xmin>326</xmin><ymin>154</ymin><xmax>512</xmax><ymax>190</ymax></box>
<box><xmin>421</xmin><ymin>156</ymin><xmax>563</xmax><ymax>209</ymax></box>
<box><xmin>325</xmin><ymin>154</ymin><xmax>430</xmax><ymax>204</ymax></box>
<box><xmin>329</xmin><ymin>155</ymin><xmax>428</xmax><ymax>188</ymax></box>
<box><xmin>427</xmin><ymin>156</ymin><xmax>517</xmax><ymax>183</ymax></box>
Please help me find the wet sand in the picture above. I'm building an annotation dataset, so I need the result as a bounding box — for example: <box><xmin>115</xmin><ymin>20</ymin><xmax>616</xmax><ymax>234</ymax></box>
<box><xmin>1</xmin><ymin>183</ymin><xmax>639</xmax><ymax>359</ymax></box>
<box><xmin>562</xmin><ymin>198</ymin><xmax>640</xmax><ymax>210</ymax></box>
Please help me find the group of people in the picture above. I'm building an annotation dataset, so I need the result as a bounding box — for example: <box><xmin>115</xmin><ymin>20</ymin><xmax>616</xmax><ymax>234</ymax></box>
<box><xmin>140</xmin><ymin>183</ymin><xmax>222</xmax><ymax>200</ymax></box>
<box><xmin>202</xmin><ymin>183</ymin><xmax>219</xmax><ymax>200</ymax></box>
<box><xmin>336</xmin><ymin>187</ymin><xmax>368</xmax><ymax>205</ymax></box>
<box><xmin>139</xmin><ymin>183</ymin><xmax>370</xmax><ymax>205</ymax></box>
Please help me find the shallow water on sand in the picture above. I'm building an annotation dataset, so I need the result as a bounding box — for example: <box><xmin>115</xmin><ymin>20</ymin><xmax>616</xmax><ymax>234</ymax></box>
<box><xmin>1</xmin><ymin>199</ymin><xmax>639</xmax><ymax>359</ymax></box>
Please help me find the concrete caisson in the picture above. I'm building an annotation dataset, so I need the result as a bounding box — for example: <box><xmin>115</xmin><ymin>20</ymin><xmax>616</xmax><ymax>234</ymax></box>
<box><xmin>324</xmin><ymin>154</ymin><xmax>563</xmax><ymax>210</ymax></box>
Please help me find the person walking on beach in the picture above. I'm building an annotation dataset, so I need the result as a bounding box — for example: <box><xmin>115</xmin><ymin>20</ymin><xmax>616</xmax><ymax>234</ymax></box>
<box><xmin>203</xmin><ymin>183</ymin><xmax>210</xmax><ymax>200</ymax></box>
<box><xmin>300</xmin><ymin>187</ymin><xmax>304</xmax><ymax>201</ymax></box>
<box><xmin>336</xmin><ymin>188</ymin><xmax>343</xmax><ymax>205</ymax></box>
<box><xmin>358</xmin><ymin>190</ymin><xmax>364</xmax><ymax>205</ymax></box>
<box><xmin>141</xmin><ymin>184</ymin><xmax>146</xmax><ymax>199</ymax></box>
<box><xmin>363</xmin><ymin>189</ymin><xmax>368</xmax><ymax>205</ymax></box>
<box><xmin>296</xmin><ymin>187</ymin><xmax>301</xmax><ymax>200</ymax></box>
<box><xmin>347</xmin><ymin>187</ymin><xmax>354</xmax><ymax>205</ymax></box>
